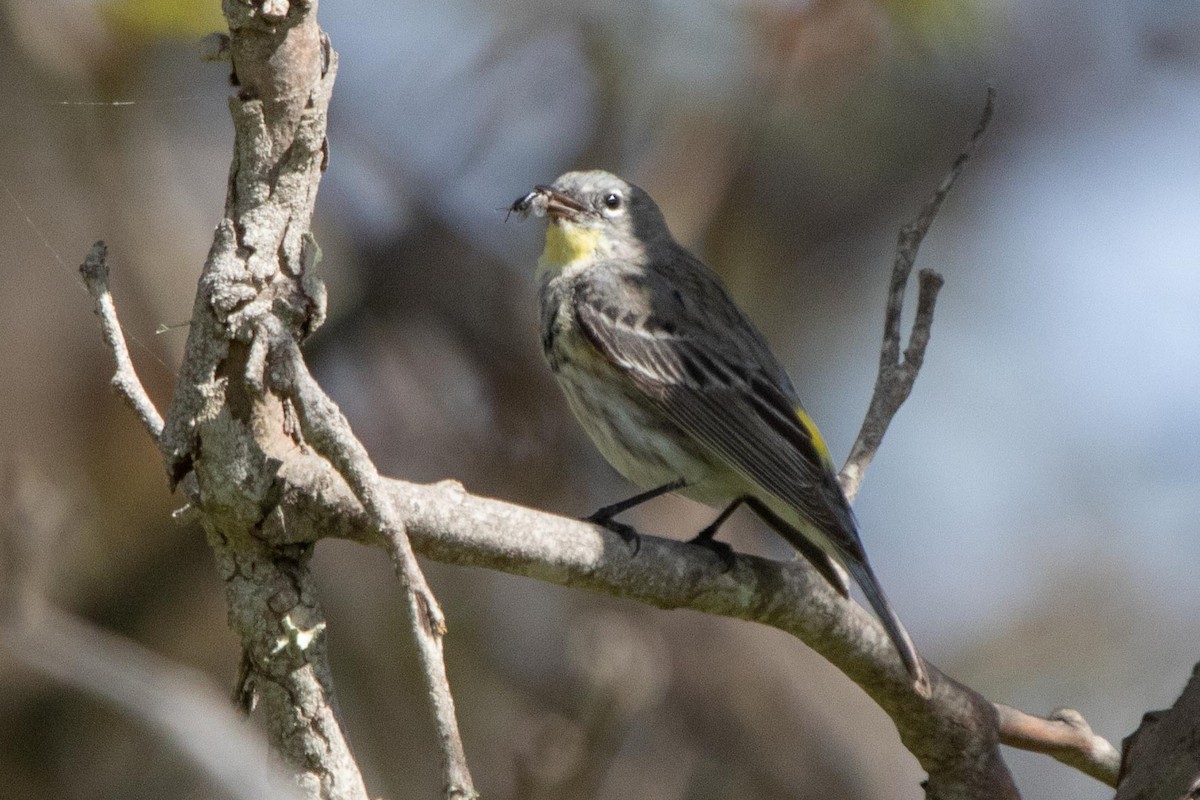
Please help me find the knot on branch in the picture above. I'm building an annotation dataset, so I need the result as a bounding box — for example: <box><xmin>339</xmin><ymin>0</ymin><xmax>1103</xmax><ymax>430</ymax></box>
<box><xmin>79</xmin><ymin>240</ymin><xmax>109</xmax><ymax>287</ymax></box>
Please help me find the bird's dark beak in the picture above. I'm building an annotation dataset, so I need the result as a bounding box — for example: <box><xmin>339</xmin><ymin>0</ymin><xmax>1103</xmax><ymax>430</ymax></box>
<box><xmin>536</xmin><ymin>185</ymin><xmax>587</xmax><ymax>221</ymax></box>
<box><xmin>507</xmin><ymin>185</ymin><xmax>588</xmax><ymax>222</ymax></box>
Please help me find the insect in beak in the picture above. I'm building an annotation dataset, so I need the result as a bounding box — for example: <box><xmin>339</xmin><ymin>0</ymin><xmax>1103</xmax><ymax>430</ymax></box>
<box><xmin>507</xmin><ymin>186</ymin><xmax>586</xmax><ymax>222</ymax></box>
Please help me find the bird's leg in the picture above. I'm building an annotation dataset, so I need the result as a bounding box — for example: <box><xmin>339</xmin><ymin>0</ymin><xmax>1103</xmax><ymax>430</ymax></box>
<box><xmin>689</xmin><ymin>498</ymin><xmax>743</xmax><ymax>570</ymax></box>
<box><xmin>584</xmin><ymin>478</ymin><xmax>686</xmax><ymax>554</ymax></box>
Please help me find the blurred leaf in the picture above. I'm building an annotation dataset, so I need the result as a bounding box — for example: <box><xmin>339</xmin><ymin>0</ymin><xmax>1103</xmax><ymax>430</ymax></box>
<box><xmin>101</xmin><ymin>0</ymin><xmax>224</xmax><ymax>39</ymax></box>
<box><xmin>880</xmin><ymin>0</ymin><xmax>986</xmax><ymax>48</ymax></box>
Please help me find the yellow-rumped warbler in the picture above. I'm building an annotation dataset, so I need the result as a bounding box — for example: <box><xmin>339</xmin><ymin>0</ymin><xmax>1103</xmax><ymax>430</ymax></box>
<box><xmin>512</xmin><ymin>170</ymin><xmax>929</xmax><ymax>696</ymax></box>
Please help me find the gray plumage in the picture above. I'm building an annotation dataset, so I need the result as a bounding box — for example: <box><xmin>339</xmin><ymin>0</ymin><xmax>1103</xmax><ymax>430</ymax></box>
<box><xmin>526</xmin><ymin>169</ymin><xmax>929</xmax><ymax>696</ymax></box>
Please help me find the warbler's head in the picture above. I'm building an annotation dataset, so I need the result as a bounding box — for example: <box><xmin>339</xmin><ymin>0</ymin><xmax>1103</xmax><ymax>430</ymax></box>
<box><xmin>511</xmin><ymin>170</ymin><xmax>671</xmax><ymax>274</ymax></box>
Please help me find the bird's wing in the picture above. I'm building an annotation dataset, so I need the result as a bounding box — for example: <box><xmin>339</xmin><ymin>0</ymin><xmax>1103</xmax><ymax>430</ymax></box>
<box><xmin>574</xmin><ymin>266</ymin><xmax>932</xmax><ymax>695</ymax></box>
<box><xmin>572</xmin><ymin>269</ymin><xmax>866</xmax><ymax>562</ymax></box>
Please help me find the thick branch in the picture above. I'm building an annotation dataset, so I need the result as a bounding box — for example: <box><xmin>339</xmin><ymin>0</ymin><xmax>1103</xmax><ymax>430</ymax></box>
<box><xmin>84</xmin><ymin>0</ymin><xmax>475</xmax><ymax>794</ymax></box>
<box><xmin>213</xmin><ymin>534</ymin><xmax>366</xmax><ymax>800</ymax></box>
<box><xmin>840</xmin><ymin>87</ymin><xmax>995</xmax><ymax>501</ymax></box>
<box><xmin>271</xmin><ymin>338</ymin><xmax>477</xmax><ymax>799</ymax></box>
<box><xmin>148</xmin><ymin>4</ymin><xmax>369</xmax><ymax>799</ymax></box>
<box><xmin>1115</xmin><ymin>663</ymin><xmax>1200</xmax><ymax>800</ymax></box>
<box><xmin>274</xmin><ymin>459</ymin><xmax>1019</xmax><ymax>799</ymax></box>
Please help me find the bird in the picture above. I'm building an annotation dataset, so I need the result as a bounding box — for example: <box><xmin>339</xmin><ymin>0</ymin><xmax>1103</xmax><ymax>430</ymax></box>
<box><xmin>510</xmin><ymin>169</ymin><xmax>930</xmax><ymax>697</ymax></box>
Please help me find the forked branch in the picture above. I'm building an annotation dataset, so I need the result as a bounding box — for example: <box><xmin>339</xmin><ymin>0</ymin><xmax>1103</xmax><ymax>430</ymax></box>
<box><xmin>995</xmin><ymin>704</ymin><xmax>1120</xmax><ymax>786</ymax></box>
<box><xmin>840</xmin><ymin>86</ymin><xmax>995</xmax><ymax>502</ymax></box>
<box><xmin>269</xmin><ymin>336</ymin><xmax>476</xmax><ymax>799</ymax></box>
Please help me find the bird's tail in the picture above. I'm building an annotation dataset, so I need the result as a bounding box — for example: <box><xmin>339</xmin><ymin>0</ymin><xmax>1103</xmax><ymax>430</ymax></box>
<box><xmin>843</xmin><ymin>558</ymin><xmax>932</xmax><ymax>699</ymax></box>
<box><xmin>745</xmin><ymin>498</ymin><xmax>851</xmax><ymax>597</ymax></box>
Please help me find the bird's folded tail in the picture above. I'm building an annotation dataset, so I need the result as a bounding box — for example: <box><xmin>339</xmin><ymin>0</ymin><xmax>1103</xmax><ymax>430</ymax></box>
<box><xmin>843</xmin><ymin>559</ymin><xmax>932</xmax><ymax>699</ymax></box>
<box><xmin>744</xmin><ymin>498</ymin><xmax>851</xmax><ymax>597</ymax></box>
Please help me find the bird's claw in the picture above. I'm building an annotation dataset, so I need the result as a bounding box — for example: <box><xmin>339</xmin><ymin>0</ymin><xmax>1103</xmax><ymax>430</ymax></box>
<box><xmin>688</xmin><ymin>533</ymin><xmax>736</xmax><ymax>572</ymax></box>
<box><xmin>584</xmin><ymin>513</ymin><xmax>642</xmax><ymax>555</ymax></box>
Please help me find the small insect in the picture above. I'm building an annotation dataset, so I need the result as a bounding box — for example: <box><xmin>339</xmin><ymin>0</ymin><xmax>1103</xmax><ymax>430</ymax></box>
<box><xmin>506</xmin><ymin>186</ymin><xmax>551</xmax><ymax>222</ymax></box>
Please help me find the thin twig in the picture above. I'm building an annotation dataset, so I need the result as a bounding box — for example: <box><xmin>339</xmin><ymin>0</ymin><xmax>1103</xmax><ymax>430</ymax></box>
<box><xmin>79</xmin><ymin>241</ymin><xmax>165</xmax><ymax>444</ymax></box>
<box><xmin>840</xmin><ymin>87</ymin><xmax>995</xmax><ymax>501</ymax></box>
<box><xmin>994</xmin><ymin>704</ymin><xmax>1120</xmax><ymax>786</ymax></box>
<box><xmin>270</xmin><ymin>338</ymin><xmax>477</xmax><ymax>800</ymax></box>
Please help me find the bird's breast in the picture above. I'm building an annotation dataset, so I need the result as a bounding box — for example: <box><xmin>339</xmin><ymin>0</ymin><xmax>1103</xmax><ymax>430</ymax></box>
<box><xmin>538</xmin><ymin>277</ymin><xmax>601</xmax><ymax>373</ymax></box>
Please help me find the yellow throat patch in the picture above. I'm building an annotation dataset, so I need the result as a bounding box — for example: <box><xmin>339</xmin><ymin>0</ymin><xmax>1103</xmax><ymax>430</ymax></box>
<box><xmin>538</xmin><ymin>221</ymin><xmax>601</xmax><ymax>276</ymax></box>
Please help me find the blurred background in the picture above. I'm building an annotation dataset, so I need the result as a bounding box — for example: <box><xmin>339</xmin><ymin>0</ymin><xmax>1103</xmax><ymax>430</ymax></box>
<box><xmin>1</xmin><ymin>0</ymin><xmax>1198</xmax><ymax>797</ymax></box>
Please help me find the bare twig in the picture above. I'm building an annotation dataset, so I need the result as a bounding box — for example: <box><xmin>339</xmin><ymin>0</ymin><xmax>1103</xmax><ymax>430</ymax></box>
<box><xmin>271</xmin><ymin>338</ymin><xmax>477</xmax><ymax>800</ymax></box>
<box><xmin>994</xmin><ymin>704</ymin><xmax>1120</xmax><ymax>786</ymax></box>
<box><xmin>79</xmin><ymin>241</ymin><xmax>164</xmax><ymax>444</ymax></box>
<box><xmin>840</xmin><ymin>87</ymin><xmax>995</xmax><ymax>501</ymax></box>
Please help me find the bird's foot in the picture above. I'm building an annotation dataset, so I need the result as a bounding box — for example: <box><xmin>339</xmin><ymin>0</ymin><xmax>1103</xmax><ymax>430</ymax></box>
<box><xmin>583</xmin><ymin>512</ymin><xmax>642</xmax><ymax>555</ymax></box>
<box><xmin>688</xmin><ymin>531</ymin><xmax>736</xmax><ymax>572</ymax></box>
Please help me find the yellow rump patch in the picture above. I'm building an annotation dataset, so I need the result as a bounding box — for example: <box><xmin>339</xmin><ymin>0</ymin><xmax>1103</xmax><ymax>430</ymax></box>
<box><xmin>796</xmin><ymin>407</ymin><xmax>834</xmax><ymax>469</ymax></box>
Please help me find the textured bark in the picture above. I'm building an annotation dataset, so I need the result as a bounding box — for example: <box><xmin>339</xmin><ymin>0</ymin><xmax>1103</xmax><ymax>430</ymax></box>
<box><xmin>1116</xmin><ymin>664</ymin><xmax>1200</xmax><ymax>800</ymax></box>
<box><xmin>155</xmin><ymin>2</ymin><xmax>368</xmax><ymax>797</ymax></box>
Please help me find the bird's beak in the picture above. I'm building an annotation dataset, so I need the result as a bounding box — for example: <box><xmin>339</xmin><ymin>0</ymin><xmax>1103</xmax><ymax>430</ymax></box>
<box><xmin>536</xmin><ymin>185</ymin><xmax>587</xmax><ymax>221</ymax></box>
<box><xmin>507</xmin><ymin>185</ymin><xmax>588</xmax><ymax>222</ymax></box>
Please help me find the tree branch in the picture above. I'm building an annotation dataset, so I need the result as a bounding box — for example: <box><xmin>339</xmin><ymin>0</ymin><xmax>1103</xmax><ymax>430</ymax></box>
<box><xmin>75</xmin><ymin>2</ymin><xmax>476</xmax><ymax>796</ymax></box>
<box><xmin>1115</xmin><ymin>663</ymin><xmax>1200</xmax><ymax>800</ymax></box>
<box><xmin>276</xmin><ymin>461</ymin><xmax>1027</xmax><ymax>797</ymax></box>
<box><xmin>134</xmin><ymin>3</ymin><xmax>374</xmax><ymax>798</ymax></box>
<box><xmin>79</xmin><ymin>240</ymin><xmax>365</xmax><ymax>800</ymax></box>
<box><xmin>271</xmin><ymin>337</ymin><xmax>477</xmax><ymax>799</ymax></box>
<box><xmin>994</xmin><ymin>704</ymin><xmax>1120</xmax><ymax>786</ymax></box>
<box><xmin>276</xmin><ymin>460</ymin><xmax>1123</xmax><ymax>797</ymax></box>
<box><xmin>79</xmin><ymin>241</ymin><xmax>164</xmax><ymax>444</ymax></box>
<box><xmin>840</xmin><ymin>87</ymin><xmax>995</xmax><ymax>501</ymax></box>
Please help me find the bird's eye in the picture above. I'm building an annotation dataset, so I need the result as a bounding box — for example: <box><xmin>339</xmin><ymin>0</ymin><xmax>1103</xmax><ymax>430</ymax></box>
<box><xmin>603</xmin><ymin>192</ymin><xmax>622</xmax><ymax>210</ymax></box>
